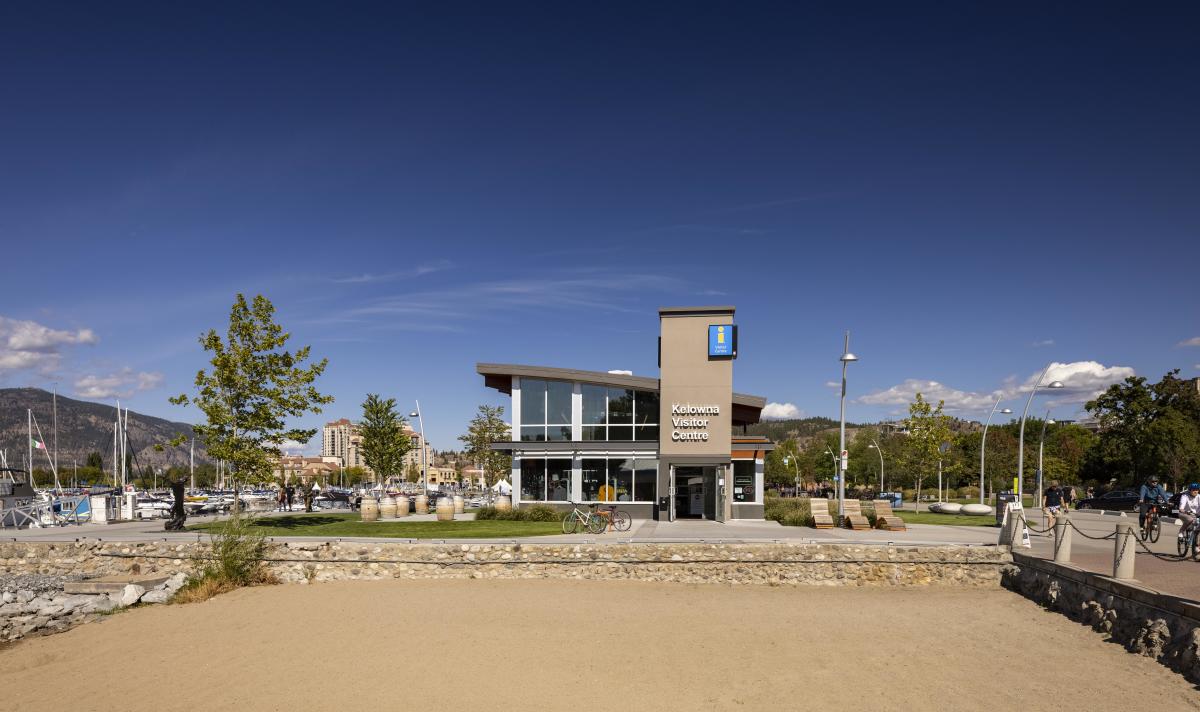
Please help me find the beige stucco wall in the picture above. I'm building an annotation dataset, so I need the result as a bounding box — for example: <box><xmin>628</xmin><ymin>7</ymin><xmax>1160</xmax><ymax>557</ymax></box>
<box><xmin>658</xmin><ymin>308</ymin><xmax>733</xmax><ymax>457</ymax></box>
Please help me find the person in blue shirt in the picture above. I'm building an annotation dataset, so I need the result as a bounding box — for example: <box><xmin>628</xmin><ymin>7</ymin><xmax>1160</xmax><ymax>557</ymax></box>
<box><xmin>1138</xmin><ymin>475</ymin><xmax>1168</xmax><ymax>528</ymax></box>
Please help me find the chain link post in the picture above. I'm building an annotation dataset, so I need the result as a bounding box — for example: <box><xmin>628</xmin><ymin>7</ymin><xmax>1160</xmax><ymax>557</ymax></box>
<box><xmin>1053</xmin><ymin>513</ymin><xmax>1071</xmax><ymax>563</ymax></box>
<box><xmin>1113</xmin><ymin>522</ymin><xmax>1136</xmax><ymax>579</ymax></box>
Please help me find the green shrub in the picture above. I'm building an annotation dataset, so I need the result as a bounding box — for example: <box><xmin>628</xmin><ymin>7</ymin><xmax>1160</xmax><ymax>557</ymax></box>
<box><xmin>473</xmin><ymin>504</ymin><xmax>560</xmax><ymax>522</ymax></box>
<box><xmin>957</xmin><ymin>486</ymin><xmax>980</xmax><ymax>499</ymax></box>
<box><xmin>765</xmin><ymin>497</ymin><xmax>815</xmax><ymax>528</ymax></box>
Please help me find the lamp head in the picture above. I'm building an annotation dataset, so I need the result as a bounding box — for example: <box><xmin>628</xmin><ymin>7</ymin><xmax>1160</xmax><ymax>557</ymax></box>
<box><xmin>1046</xmin><ymin>381</ymin><xmax>1065</xmax><ymax>389</ymax></box>
<box><xmin>1047</xmin><ymin>419</ymin><xmax>1056</xmax><ymax>425</ymax></box>
<box><xmin>840</xmin><ymin>352</ymin><xmax>859</xmax><ymax>363</ymax></box>
<box><xmin>999</xmin><ymin>408</ymin><xmax>1013</xmax><ymax>414</ymax></box>
<box><xmin>868</xmin><ymin>443</ymin><xmax>877</xmax><ymax>449</ymax></box>
<box><xmin>409</xmin><ymin>411</ymin><xmax>419</xmax><ymax>418</ymax></box>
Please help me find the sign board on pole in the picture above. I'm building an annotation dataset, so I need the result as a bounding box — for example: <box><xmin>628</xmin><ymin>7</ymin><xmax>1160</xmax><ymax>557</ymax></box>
<box><xmin>840</xmin><ymin>451</ymin><xmax>848</xmax><ymax>471</ymax></box>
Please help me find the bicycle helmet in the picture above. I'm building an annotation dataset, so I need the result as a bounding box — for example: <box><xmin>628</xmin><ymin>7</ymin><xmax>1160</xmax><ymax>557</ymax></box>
<box><xmin>1189</xmin><ymin>483</ymin><xmax>1200</xmax><ymax>491</ymax></box>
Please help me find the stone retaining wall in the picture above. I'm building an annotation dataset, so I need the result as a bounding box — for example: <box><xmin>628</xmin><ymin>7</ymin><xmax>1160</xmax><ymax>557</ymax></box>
<box><xmin>1004</xmin><ymin>553</ymin><xmax>1200</xmax><ymax>684</ymax></box>
<box><xmin>0</xmin><ymin>540</ymin><xmax>1010</xmax><ymax>588</ymax></box>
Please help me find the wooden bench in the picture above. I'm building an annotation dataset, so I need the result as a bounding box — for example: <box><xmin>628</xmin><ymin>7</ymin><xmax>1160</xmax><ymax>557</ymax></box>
<box><xmin>808</xmin><ymin>498</ymin><xmax>835</xmax><ymax>529</ymax></box>
<box><xmin>842</xmin><ymin>499</ymin><xmax>872</xmax><ymax>530</ymax></box>
<box><xmin>872</xmin><ymin>499</ymin><xmax>907</xmax><ymax>531</ymax></box>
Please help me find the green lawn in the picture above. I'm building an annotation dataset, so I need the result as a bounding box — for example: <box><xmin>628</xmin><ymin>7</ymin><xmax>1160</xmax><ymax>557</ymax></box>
<box><xmin>188</xmin><ymin>513</ymin><xmax>563</xmax><ymax>538</ymax></box>
<box><xmin>896</xmin><ymin>511</ymin><xmax>998</xmax><ymax>527</ymax></box>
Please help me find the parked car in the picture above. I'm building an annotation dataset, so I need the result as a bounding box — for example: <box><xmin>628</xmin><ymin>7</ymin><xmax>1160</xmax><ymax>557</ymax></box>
<box><xmin>1074</xmin><ymin>489</ymin><xmax>1140</xmax><ymax>512</ymax></box>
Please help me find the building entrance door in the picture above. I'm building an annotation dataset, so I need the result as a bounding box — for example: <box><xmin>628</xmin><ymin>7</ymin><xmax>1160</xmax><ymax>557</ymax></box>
<box><xmin>670</xmin><ymin>466</ymin><xmax>721</xmax><ymax>521</ymax></box>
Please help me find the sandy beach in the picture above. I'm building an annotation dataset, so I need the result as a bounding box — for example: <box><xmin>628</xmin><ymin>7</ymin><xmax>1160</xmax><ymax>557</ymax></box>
<box><xmin>0</xmin><ymin>579</ymin><xmax>1194</xmax><ymax>712</ymax></box>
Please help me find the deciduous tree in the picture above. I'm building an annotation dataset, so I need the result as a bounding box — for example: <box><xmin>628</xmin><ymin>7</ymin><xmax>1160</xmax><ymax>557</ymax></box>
<box><xmin>458</xmin><ymin>405</ymin><xmax>511</xmax><ymax>487</ymax></box>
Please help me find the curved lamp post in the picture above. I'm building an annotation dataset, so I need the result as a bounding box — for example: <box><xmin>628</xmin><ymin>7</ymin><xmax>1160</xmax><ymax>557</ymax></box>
<box><xmin>979</xmin><ymin>398</ymin><xmax>1013</xmax><ymax>504</ymax></box>
<box><xmin>783</xmin><ymin>455</ymin><xmax>800</xmax><ymax>496</ymax></box>
<box><xmin>409</xmin><ymin>402</ymin><xmax>428</xmax><ymax>494</ymax></box>
<box><xmin>823</xmin><ymin>446</ymin><xmax>838</xmax><ymax>487</ymax></box>
<box><xmin>1036</xmin><ymin>411</ymin><xmax>1056</xmax><ymax>507</ymax></box>
<box><xmin>868</xmin><ymin>440</ymin><xmax>884</xmax><ymax>492</ymax></box>
<box><xmin>837</xmin><ymin>332</ymin><xmax>858</xmax><ymax>521</ymax></box>
<box><xmin>1017</xmin><ymin>366</ymin><xmax>1065</xmax><ymax>504</ymax></box>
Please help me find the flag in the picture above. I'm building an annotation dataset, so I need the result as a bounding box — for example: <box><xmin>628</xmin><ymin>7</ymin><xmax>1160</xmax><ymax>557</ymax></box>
<box><xmin>32</xmin><ymin>439</ymin><xmax>45</xmax><ymax>450</ymax></box>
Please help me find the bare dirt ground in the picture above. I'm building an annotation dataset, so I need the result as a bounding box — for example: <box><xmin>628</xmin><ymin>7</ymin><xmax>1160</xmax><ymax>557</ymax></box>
<box><xmin>0</xmin><ymin>580</ymin><xmax>1195</xmax><ymax>712</ymax></box>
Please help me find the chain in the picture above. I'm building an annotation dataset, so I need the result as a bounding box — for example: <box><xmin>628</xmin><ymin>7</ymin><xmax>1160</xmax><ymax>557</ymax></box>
<box><xmin>1131</xmin><ymin>532</ymin><xmax>1187</xmax><ymax>562</ymax></box>
<box><xmin>1066</xmin><ymin>519</ymin><xmax>1117</xmax><ymax>541</ymax></box>
<box><xmin>1017</xmin><ymin>514</ymin><xmax>1055</xmax><ymax>535</ymax></box>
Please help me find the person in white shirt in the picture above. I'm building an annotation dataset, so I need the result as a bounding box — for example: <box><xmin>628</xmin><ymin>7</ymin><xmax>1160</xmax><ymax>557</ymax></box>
<box><xmin>1177</xmin><ymin>482</ymin><xmax>1200</xmax><ymax>539</ymax></box>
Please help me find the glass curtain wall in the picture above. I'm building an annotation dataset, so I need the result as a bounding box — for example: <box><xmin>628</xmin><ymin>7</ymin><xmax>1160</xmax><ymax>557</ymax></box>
<box><xmin>732</xmin><ymin>460</ymin><xmax>757</xmax><ymax>503</ymax></box>
<box><xmin>581</xmin><ymin>386</ymin><xmax>658</xmax><ymax>442</ymax></box>
<box><xmin>520</xmin><ymin>379</ymin><xmax>572</xmax><ymax>442</ymax></box>
<box><xmin>518</xmin><ymin>458</ymin><xmax>571</xmax><ymax>501</ymax></box>
<box><xmin>581</xmin><ymin>458</ymin><xmax>657</xmax><ymax>502</ymax></box>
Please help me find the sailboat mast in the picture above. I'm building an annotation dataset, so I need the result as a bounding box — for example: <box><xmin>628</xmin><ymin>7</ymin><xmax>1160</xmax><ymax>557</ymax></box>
<box><xmin>27</xmin><ymin>409</ymin><xmax>32</xmax><ymax>488</ymax></box>
<box><xmin>190</xmin><ymin>438</ymin><xmax>195</xmax><ymax>491</ymax></box>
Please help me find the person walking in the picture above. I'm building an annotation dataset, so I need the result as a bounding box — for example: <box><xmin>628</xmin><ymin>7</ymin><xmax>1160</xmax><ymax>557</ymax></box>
<box><xmin>277</xmin><ymin>486</ymin><xmax>287</xmax><ymax>512</ymax></box>
<box><xmin>1062</xmin><ymin>485</ymin><xmax>1076</xmax><ymax>510</ymax></box>
<box><xmin>285</xmin><ymin>483</ymin><xmax>296</xmax><ymax>512</ymax></box>
<box><xmin>1042</xmin><ymin>481</ymin><xmax>1065</xmax><ymax>528</ymax></box>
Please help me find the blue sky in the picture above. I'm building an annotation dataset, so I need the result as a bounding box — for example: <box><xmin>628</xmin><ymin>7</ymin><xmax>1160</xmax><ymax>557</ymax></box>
<box><xmin>1</xmin><ymin>2</ymin><xmax>1198</xmax><ymax>453</ymax></box>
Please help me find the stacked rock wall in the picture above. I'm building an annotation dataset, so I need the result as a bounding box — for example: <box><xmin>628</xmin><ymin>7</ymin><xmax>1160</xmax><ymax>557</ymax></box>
<box><xmin>1004</xmin><ymin>553</ymin><xmax>1200</xmax><ymax>684</ymax></box>
<box><xmin>0</xmin><ymin>540</ymin><xmax>1010</xmax><ymax>587</ymax></box>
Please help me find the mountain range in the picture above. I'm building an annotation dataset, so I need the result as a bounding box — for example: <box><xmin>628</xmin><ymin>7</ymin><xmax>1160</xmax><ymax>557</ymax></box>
<box><xmin>0</xmin><ymin>388</ymin><xmax>207</xmax><ymax>472</ymax></box>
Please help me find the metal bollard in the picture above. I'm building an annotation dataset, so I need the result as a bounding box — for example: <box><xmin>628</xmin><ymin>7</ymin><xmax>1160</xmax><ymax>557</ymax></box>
<box><xmin>1053</xmin><ymin>514</ymin><xmax>1072</xmax><ymax>563</ymax></box>
<box><xmin>1113</xmin><ymin>522</ymin><xmax>1136</xmax><ymax>580</ymax></box>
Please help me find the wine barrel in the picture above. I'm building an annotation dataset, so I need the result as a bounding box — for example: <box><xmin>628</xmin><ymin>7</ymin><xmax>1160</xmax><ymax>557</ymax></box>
<box><xmin>436</xmin><ymin>496</ymin><xmax>455</xmax><ymax>521</ymax></box>
<box><xmin>414</xmin><ymin>494</ymin><xmax>429</xmax><ymax>515</ymax></box>
<box><xmin>396</xmin><ymin>496</ymin><xmax>410</xmax><ymax>517</ymax></box>
<box><xmin>379</xmin><ymin>496</ymin><xmax>397</xmax><ymax>519</ymax></box>
<box><xmin>495</xmin><ymin>495</ymin><xmax>512</xmax><ymax>512</ymax></box>
<box><xmin>453</xmin><ymin>495</ymin><xmax>465</xmax><ymax>514</ymax></box>
<box><xmin>360</xmin><ymin>497</ymin><xmax>380</xmax><ymax>522</ymax></box>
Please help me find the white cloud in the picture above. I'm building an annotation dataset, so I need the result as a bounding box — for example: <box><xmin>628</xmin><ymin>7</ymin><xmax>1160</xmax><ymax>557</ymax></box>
<box><xmin>1021</xmin><ymin>361</ymin><xmax>1135</xmax><ymax>403</ymax></box>
<box><xmin>858</xmin><ymin>360</ymin><xmax>1137</xmax><ymax>415</ymax></box>
<box><xmin>331</xmin><ymin>259</ymin><xmax>454</xmax><ymax>284</ymax></box>
<box><xmin>1178</xmin><ymin>337</ymin><xmax>1200</xmax><ymax>347</ymax></box>
<box><xmin>0</xmin><ymin>316</ymin><xmax>97</xmax><ymax>374</ymax></box>
<box><xmin>74</xmin><ymin>369</ymin><xmax>164</xmax><ymax>399</ymax></box>
<box><xmin>824</xmin><ymin>381</ymin><xmax>839</xmax><ymax>389</ymax></box>
<box><xmin>857</xmin><ymin>380</ymin><xmax>998</xmax><ymax>413</ymax></box>
<box><xmin>1031</xmin><ymin>339</ymin><xmax>1055</xmax><ymax>347</ymax></box>
<box><xmin>762</xmin><ymin>402</ymin><xmax>803</xmax><ymax>420</ymax></box>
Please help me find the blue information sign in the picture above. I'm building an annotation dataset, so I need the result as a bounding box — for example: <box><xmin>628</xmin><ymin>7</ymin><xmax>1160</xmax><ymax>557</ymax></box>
<box><xmin>708</xmin><ymin>324</ymin><xmax>736</xmax><ymax>358</ymax></box>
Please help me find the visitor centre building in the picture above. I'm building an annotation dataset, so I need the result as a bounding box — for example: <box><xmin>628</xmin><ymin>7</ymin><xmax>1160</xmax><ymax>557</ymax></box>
<box><xmin>477</xmin><ymin>306</ymin><xmax>774</xmax><ymax>521</ymax></box>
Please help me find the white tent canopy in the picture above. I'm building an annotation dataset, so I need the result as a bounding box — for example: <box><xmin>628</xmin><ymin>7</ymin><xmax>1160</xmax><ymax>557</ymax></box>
<box><xmin>491</xmin><ymin>479</ymin><xmax>512</xmax><ymax>494</ymax></box>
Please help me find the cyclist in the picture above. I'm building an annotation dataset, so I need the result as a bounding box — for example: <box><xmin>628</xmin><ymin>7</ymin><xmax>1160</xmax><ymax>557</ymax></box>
<box><xmin>1138</xmin><ymin>475</ymin><xmax>1168</xmax><ymax>529</ymax></box>
<box><xmin>1177</xmin><ymin>482</ymin><xmax>1200</xmax><ymax>541</ymax></box>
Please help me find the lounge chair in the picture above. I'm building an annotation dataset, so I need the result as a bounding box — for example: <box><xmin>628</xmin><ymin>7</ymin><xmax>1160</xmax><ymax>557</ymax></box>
<box><xmin>808</xmin><ymin>498</ymin><xmax>835</xmax><ymax>529</ymax></box>
<box><xmin>842</xmin><ymin>499</ymin><xmax>872</xmax><ymax>530</ymax></box>
<box><xmin>872</xmin><ymin>499</ymin><xmax>907</xmax><ymax>531</ymax></box>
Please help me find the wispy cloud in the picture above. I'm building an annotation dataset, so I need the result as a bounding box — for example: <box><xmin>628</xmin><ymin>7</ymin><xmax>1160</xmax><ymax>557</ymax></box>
<box><xmin>331</xmin><ymin>259</ymin><xmax>454</xmax><ymax>285</ymax></box>
<box><xmin>1178</xmin><ymin>336</ymin><xmax>1200</xmax><ymax>347</ymax></box>
<box><xmin>1031</xmin><ymin>339</ymin><xmax>1055</xmax><ymax>347</ymax></box>
<box><xmin>323</xmin><ymin>271</ymin><xmax>691</xmax><ymax>327</ymax></box>
<box><xmin>74</xmin><ymin>368</ymin><xmax>164</xmax><ymax>399</ymax></box>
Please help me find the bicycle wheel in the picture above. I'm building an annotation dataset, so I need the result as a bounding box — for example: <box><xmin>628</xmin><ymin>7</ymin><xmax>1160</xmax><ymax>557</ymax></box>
<box><xmin>1179</xmin><ymin>528</ymin><xmax>1189</xmax><ymax>556</ymax></box>
<box><xmin>1149</xmin><ymin>517</ymin><xmax>1161</xmax><ymax>543</ymax></box>
<box><xmin>561</xmin><ymin>512</ymin><xmax>578</xmax><ymax>535</ymax></box>
<box><xmin>586</xmin><ymin>514</ymin><xmax>607</xmax><ymax>535</ymax></box>
<box><xmin>612</xmin><ymin>510</ymin><xmax>632</xmax><ymax>532</ymax></box>
<box><xmin>1192</xmin><ymin>534</ymin><xmax>1200</xmax><ymax>562</ymax></box>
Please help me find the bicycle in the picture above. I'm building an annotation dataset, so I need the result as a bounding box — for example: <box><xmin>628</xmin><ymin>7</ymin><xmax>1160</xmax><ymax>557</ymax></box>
<box><xmin>1178</xmin><ymin>518</ymin><xmax>1200</xmax><ymax>560</ymax></box>
<box><xmin>561</xmin><ymin>503</ymin><xmax>607</xmax><ymax>535</ymax></box>
<box><xmin>594</xmin><ymin>504</ymin><xmax>632</xmax><ymax>533</ymax></box>
<box><xmin>1140</xmin><ymin>498</ymin><xmax>1165</xmax><ymax>543</ymax></box>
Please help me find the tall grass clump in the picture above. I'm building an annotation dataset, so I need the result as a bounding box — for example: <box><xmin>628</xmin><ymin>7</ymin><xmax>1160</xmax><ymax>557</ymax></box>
<box><xmin>764</xmin><ymin>496</ymin><xmax>814</xmax><ymax>528</ymax></box>
<box><xmin>173</xmin><ymin>514</ymin><xmax>278</xmax><ymax>604</ymax></box>
<box><xmin>474</xmin><ymin>504</ymin><xmax>560</xmax><ymax>522</ymax></box>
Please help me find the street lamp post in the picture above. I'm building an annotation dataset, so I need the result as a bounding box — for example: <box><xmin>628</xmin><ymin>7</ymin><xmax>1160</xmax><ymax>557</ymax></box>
<box><xmin>979</xmin><ymin>398</ymin><xmax>1013</xmax><ymax>504</ymax></box>
<box><xmin>1037</xmin><ymin>411</ymin><xmax>1056</xmax><ymax>508</ymax></box>
<box><xmin>409</xmin><ymin>402</ymin><xmax>428</xmax><ymax>494</ymax></box>
<box><xmin>824</xmin><ymin>446</ymin><xmax>837</xmax><ymax>491</ymax></box>
<box><xmin>1017</xmin><ymin>365</ymin><xmax>1065</xmax><ymax>506</ymax></box>
<box><xmin>837</xmin><ymin>332</ymin><xmax>858</xmax><ymax>522</ymax></box>
<box><xmin>783</xmin><ymin>455</ymin><xmax>800</xmax><ymax>497</ymax></box>
<box><xmin>868</xmin><ymin>440</ymin><xmax>884</xmax><ymax>493</ymax></box>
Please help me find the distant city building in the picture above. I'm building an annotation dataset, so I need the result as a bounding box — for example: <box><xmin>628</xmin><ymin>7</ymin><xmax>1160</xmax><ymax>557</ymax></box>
<box><xmin>322</xmin><ymin>418</ymin><xmax>371</xmax><ymax>473</ymax></box>
<box><xmin>273</xmin><ymin>455</ymin><xmax>341</xmax><ymax>483</ymax></box>
<box><xmin>402</xmin><ymin>424</ymin><xmax>435</xmax><ymax>477</ymax></box>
